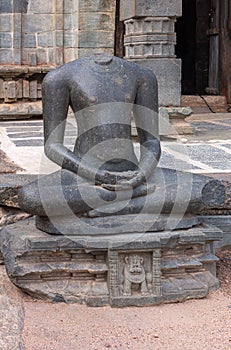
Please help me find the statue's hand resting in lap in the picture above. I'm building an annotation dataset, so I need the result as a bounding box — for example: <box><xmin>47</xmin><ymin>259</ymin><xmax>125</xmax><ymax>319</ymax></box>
<box><xmin>99</xmin><ymin>170</ymin><xmax>144</xmax><ymax>191</ymax></box>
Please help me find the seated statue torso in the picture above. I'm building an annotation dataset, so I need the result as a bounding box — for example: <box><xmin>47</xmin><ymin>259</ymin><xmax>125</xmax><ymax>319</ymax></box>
<box><xmin>19</xmin><ymin>53</ymin><xmax>161</xmax><ymax>224</ymax></box>
<box><xmin>43</xmin><ymin>53</ymin><xmax>159</xmax><ymax>176</ymax></box>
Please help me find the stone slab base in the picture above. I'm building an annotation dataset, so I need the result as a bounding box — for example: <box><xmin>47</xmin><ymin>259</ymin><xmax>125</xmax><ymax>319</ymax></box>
<box><xmin>0</xmin><ymin>219</ymin><xmax>222</xmax><ymax>307</ymax></box>
<box><xmin>199</xmin><ymin>215</ymin><xmax>231</xmax><ymax>250</ymax></box>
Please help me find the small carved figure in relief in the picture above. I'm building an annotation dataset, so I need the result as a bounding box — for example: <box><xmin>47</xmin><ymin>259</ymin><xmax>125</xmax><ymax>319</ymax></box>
<box><xmin>123</xmin><ymin>255</ymin><xmax>150</xmax><ymax>296</ymax></box>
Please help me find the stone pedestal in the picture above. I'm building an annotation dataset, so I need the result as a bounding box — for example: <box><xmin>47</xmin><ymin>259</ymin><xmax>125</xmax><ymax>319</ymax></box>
<box><xmin>121</xmin><ymin>0</ymin><xmax>182</xmax><ymax>106</ymax></box>
<box><xmin>0</xmin><ymin>218</ymin><xmax>222</xmax><ymax>307</ymax></box>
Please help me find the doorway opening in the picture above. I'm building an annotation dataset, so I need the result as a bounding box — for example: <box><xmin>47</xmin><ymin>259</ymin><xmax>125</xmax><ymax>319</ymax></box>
<box><xmin>176</xmin><ymin>0</ymin><xmax>211</xmax><ymax>95</ymax></box>
<box><xmin>114</xmin><ymin>0</ymin><xmax>125</xmax><ymax>58</ymax></box>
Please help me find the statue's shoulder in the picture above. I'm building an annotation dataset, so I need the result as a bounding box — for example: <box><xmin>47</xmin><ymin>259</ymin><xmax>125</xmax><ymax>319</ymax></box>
<box><xmin>119</xmin><ymin>58</ymin><xmax>157</xmax><ymax>82</ymax></box>
<box><xmin>42</xmin><ymin>58</ymin><xmax>87</xmax><ymax>87</ymax></box>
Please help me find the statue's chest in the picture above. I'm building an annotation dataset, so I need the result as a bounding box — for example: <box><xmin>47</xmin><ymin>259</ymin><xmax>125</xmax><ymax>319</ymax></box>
<box><xmin>70</xmin><ymin>71</ymin><xmax>137</xmax><ymax>109</ymax></box>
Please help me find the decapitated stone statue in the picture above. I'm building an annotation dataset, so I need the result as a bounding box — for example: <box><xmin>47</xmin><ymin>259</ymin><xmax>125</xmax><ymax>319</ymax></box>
<box><xmin>123</xmin><ymin>255</ymin><xmax>149</xmax><ymax>296</ymax></box>
<box><xmin>2</xmin><ymin>53</ymin><xmax>227</xmax><ymax>307</ymax></box>
<box><xmin>18</xmin><ymin>53</ymin><xmax>161</xmax><ymax>233</ymax></box>
<box><xmin>18</xmin><ymin>53</ymin><xmax>226</xmax><ymax>235</ymax></box>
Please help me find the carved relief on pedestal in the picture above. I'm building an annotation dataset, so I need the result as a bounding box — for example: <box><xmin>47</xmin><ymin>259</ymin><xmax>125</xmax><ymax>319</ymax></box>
<box><xmin>122</xmin><ymin>254</ymin><xmax>151</xmax><ymax>296</ymax></box>
<box><xmin>117</xmin><ymin>252</ymin><xmax>159</xmax><ymax>297</ymax></box>
<box><xmin>109</xmin><ymin>251</ymin><xmax>162</xmax><ymax>300</ymax></box>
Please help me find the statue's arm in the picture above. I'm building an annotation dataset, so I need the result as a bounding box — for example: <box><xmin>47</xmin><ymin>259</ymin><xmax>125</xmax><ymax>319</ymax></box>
<box><xmin>42</xmin><ymin>70</ymin><xmax>97</xmax><ymax>180</ymax></box>
<box><xmin>129</xmin><ymin>70</ymin><xmax>161</xmax><ymax>187</ymax></box>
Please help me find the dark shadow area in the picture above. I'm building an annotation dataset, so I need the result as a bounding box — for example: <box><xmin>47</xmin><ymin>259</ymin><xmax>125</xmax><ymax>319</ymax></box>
<box><xmin>176</xmin><ymin>0</ymin><xmax>210</xmax><ymax>95</ymax></box>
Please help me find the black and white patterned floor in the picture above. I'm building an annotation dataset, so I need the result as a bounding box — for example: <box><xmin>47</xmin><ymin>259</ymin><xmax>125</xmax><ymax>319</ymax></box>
<box><xmin>0</xmin><ymin>117</ymin><xmax>231</xmax><ymax>175</ymax></box>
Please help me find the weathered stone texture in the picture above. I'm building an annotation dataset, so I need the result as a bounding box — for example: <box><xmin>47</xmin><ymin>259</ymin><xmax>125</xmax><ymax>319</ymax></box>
<box><xmin>79</xmin><ymin>0</ymin><xmax>116</xmax><ymax>12</ymax></box>
<box><xmin>0</xmin><ymin>0</ymin><xmax>116</xmax><ymax>65</ymax></box>
<box><xmin>125</xmin><ymin>38</ymin><xmax>176</xmax><ymax>59</ymax></box>
<box><xmin>14</xmin><ymin>0</ymin><xmax>28</xmax><ymax>13</ymax></box>
<box><xmin>0</xmin><ymin>80</ymin><xmax>44</xmax><ymax>104</ymax></box>
<box><xmin>0</xmin><ymin>207</ymin><xmax>31</xmax><ymax>228</ymax></box>
<box><xmin>62</xmin><ymin>19</ymin><xmax>78</xmax><ymax>61</ymax></box>
<box><xmin>0</xmin><ymin>219</ymin><xmax>222</xmax><ymax>307</ymax></box>
<box><xmin>28</xmin><ymin>0</ymin><xmax>53</xmax><ymax>14</ymax></box>
<box><xmin>0</xmin><ymin>0</ymin><xmax>117</xmax><ymax>117</ymax></box>
<box><xmin>0</xmin><ymin>14</ymin><xmax>13</xmax><ymax>31</ymax></box>
<box><xmin>38</xmin><ymin>32</ymin><xmax>54</xmax><ymax>48</ymax></box>
<box><xmin>0</xmin><ymin>266</ymin><xmax>25</xmax><ymax>350</ymax></box>
<box><xmin>21</xmin><ymin>12</ymin><xmax>57</xmax><ymax>65</ymax></box>
<box><xmin>121</xmin><ymin>0</ymin><xmax>182</xmax><ymax>106</ymax></box>
<box><xmin>79</xmin><ymin>31</ymin><xmax>115</xmax><ymax>48</ymax></box>
<box><xmin>131</xmin><ymin>58</ymin><xmax>181</xmax><ymax>106</ymax></box>
<box><xmin>125</xmin><ymin>17</ymin><xmax>176</xmax><ymax>35</ymax></box>
<box><xmin>77</xmin><ymin>48</ymin><xmax>114</xmax><ymax>59</ymax></box>
<box><xmin>22</xmin><ymin>34</ymin><xmax>36</xmax><ymax>48</ymax></box>
<box><xmin>120</xmin><ymin>0</ymin><xmax>182</xmax><ymax>20</ymax></box>
<box><xmin>200</xmin><ymin>216</ymin><xmax>231</xmax><ymax>249</ymax></box>
<box><xmin>22</xmin><ymin>14</ymin><xmax>54</xmax><ymax>32</ymax></box>
<box><xmin>13</xmin><ymin>34</ymin><xmax>22</xmax><ymax>51</ymax></box>
<box><xmin>159</xmin><ymin>106</ymin><xmax>194</xmax><ymax>135</ymax></box>
<box><xmin>0</xmin><ymin>174</ymin><xmax>37</xmax><ymax>208</ymax></box>
<box><xmin>0</xmin><ymin>49</ymin><xmax>13</xmax><ymax>64</ymax></box>
<box><xmin>78</xmin><ymin>0</ymin><xmax>116</xmax><ymax>56</ymax></box>
<box><xmin>63</xmin><ymin>32</ymin><xmax>78</xmax><ymax>48</ymax></box>
<box><xmin>79</xmin><ymin>12</ymin><xmax>115</xmax><ymax>31</ymax></box>
<box><xmin>0</xmin><ymin>33</ymin><xmax>12</xmax><ymax>48</ymax></box>
<box><xmin>0</xmin><ymin>1</ymin><xmax>13</xmax><ymax>13</ymax></box>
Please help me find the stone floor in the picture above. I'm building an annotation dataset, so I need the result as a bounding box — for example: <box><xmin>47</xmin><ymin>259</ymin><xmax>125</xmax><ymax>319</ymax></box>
<box><xmin>0</xmin><ymin>113</ymin><xmax>231</xmax><ymax>177</ymax></box>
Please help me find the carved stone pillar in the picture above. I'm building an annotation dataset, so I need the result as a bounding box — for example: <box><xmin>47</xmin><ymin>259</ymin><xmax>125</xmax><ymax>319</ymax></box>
<box><xmin>120</xmin><ymin>0</ymin><xmax>182</xmax><ymax>106</ymax></box>
<box><xmin>124</xmin><ymin>17</ymin><xmax>176</xmax><ymax>59</ymax></box>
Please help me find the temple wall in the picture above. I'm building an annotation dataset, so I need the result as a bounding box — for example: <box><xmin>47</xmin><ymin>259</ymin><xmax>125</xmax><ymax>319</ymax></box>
<box><xmin>78</xmin><ymin>0</ymin><xmax>116</xmax><ymax>58</ymax></box>
<box><xmin>0</xmin><ymin>0</ymin><xmax>181</xmax><ymax>118</ymax></box>
<box><xmin>0</xmin><ymin>0</ymin><xmax>116</xmax><ymax>66</ymax></box>
<box><xmin>0</xmin><ymin>0</ymin><xmax>116</xmax><ymax>117</ymax></box>
<box><xmin>3</xmin><ymin>1</ymin><xmax>230</xmax><ymax>113</ymax></box>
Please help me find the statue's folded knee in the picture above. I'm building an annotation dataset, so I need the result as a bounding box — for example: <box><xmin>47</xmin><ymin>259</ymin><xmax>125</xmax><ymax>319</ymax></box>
<box><xmin>18</xmin><ymin>184</ymin><xmax>43</xmax><ymax>215</ymax></box>
<box><xmin>18</xmin><ymin>186</ymin><xmax>30</xmax><ymax>211</ymax></box>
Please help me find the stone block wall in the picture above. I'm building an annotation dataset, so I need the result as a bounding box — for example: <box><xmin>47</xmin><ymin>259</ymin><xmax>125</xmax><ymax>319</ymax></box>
<box><xmin>1</xmin><ymin>0</ymin><xmax>80</xmax><ymax>66</ymax></box>
<box><xmin>22</xmin><ymin>1</ymin><xmax>58</xmax><ymax>66</ymax></box>
<box><xmin>78</xmin><ymin>0</ymin><xmax>116</xmax><ymax>58</ymax></box>
<box><xmin>0</xmin><ymin>0</ymin><xmax>116</xmax><ymax>66</ymax></box>
<box><xmin>0</xmin><ymin>0</ymin><xmax>183</xmax><ymax>117</ymax></box>
<box><xmin>0</xmin><ymin>0</ymin><xmax>117</xmax><ymax>118</ymax></box>
<box><xmin>0</xmin><ymin>0</ymin><xmax>26</xmax><ymax>65</ymax></box>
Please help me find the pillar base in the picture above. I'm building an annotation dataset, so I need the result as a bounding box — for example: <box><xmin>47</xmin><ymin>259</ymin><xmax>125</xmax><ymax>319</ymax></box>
<box><xmin>130</xmin><ymin>58</ymin><xmax>181</xmax><ymax>106</ymax></box>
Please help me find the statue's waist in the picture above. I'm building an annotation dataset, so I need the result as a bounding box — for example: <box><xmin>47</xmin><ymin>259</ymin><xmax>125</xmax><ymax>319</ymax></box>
<box><xmin>75</xmin><ymin>150</ymin><xmax>138</xmax><ymax>171</ymax></box>
<box><xmin>74</xmin><ymin>140</ymin><xmax>136</xmax><ymax>162</ymax></box>
<box><xmin>98</xmin><ymin>159</ymin><xmax>138</xmax><ymax>172</ymax></box>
